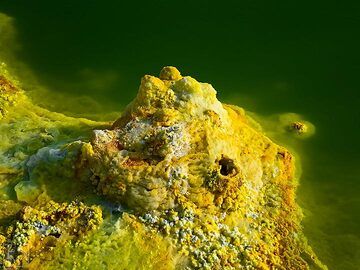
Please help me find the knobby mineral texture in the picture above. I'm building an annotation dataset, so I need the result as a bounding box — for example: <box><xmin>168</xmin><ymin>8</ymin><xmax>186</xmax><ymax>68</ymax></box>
<box><xmin>0</xmin><ymin>65</ymin><xmax>326</xmax><ymax>269</ymax></box>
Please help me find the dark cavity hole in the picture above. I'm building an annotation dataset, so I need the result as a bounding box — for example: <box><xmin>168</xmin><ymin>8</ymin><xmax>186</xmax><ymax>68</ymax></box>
<box><xmin>52</xmin><ymin>232</ymin><xmax>61</xmax><ymax>238</ymax></box>
<box><xmin>219</xmin><ymin>157</ymin><xmax>237</xmax><ymax>176</ymax></box>
<box><xmin>91</xmin><ymin>174</ymin><xmax>101</xmax><ymax>185</ymax></box>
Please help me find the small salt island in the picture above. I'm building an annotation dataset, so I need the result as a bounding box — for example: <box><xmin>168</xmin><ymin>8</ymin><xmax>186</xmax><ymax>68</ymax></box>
<box><xmin>0</xmin><ymin>66</ymin><xmax>326</xmax><ymax>269</ymax></box>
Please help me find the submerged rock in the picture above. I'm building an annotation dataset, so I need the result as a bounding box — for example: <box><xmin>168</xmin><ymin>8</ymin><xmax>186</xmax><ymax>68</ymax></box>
<box><xmin>0</xmin><ymin>65</ymin><xmax>326</xmax><ymax>269</ymax></box>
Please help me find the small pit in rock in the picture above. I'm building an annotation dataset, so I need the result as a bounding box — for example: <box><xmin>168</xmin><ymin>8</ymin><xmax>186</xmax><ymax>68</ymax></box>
<box><xmin>219</xmin><ymin>157</ymin><xmax>237</xmax><ymax>176</ymax></box>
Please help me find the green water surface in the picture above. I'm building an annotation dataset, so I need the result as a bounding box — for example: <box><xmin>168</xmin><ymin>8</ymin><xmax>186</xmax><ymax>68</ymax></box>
<box><xmin>0</xmin><ymin>1</ymin><xmax>359</xmax><ymax>269</ymax></box>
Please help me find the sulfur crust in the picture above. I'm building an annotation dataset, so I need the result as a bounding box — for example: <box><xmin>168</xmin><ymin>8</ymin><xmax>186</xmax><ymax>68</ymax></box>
<box><xmin>79</xmin><ymin>67</ymin><xmax>326</xmax><ymax>269</ymax></box>
<box><xmin>0</xmin><ymin>64</ymin><xmax>326</xmax><ymax>269</ymax></box>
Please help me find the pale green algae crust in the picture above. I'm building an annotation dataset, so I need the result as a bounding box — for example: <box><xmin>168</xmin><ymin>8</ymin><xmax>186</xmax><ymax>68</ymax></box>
<box><xmin>0</xmin><ymin>13</ymin><xmax>327</xmax><ymax>270</ymax></box>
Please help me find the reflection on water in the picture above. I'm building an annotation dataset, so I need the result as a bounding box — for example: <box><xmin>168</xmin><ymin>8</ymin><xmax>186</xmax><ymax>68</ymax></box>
<box><xmin>0</xmin><ymin>1</ymin><xmax>359</xmax><ymax>269</ymax></box>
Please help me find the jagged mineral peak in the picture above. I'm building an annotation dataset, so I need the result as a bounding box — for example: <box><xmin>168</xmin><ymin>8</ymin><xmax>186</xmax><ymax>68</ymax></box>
<box><xmin>79</xmin><ymin>66</ymin><xmax>326</xmax><ymax>269</ymax></box>
<box><xmin>159</xmin><ymin>66</ymin><xmax>182</xmax><ymax>81</ymax></box>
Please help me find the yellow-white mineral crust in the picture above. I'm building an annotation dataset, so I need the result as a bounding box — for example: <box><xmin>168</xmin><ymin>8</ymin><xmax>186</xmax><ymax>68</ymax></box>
<box><xmin>0</xmin><ymin>199</ymin><xmax>102</xmax><ymax>269</ymax></box>
<box><xmin>0</xmin><ymin>64</ymin><xmax>326</xmax><ymax>269</ymax></box>
<box><xmin>78</xmin><ymin>67</ymin><xmax>325</xmax><ymax>269</ymax></box>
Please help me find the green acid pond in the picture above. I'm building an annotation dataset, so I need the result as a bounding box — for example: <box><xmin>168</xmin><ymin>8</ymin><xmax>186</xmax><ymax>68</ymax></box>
<box><xmin>0</xmin><ymin>1</ymin><xmax>359</xmax><ymax>269</ymax></box>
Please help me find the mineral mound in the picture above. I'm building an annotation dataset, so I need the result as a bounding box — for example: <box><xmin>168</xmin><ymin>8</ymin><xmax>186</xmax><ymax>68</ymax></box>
<box><xmin>0</xmin><ymin>65</ymin><xmax>326</xmax><ymax>269</ymax></box>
